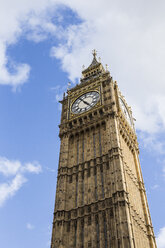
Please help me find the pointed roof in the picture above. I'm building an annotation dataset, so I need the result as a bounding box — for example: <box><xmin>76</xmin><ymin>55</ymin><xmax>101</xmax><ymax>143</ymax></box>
<box><xmin>82</xmin><ymin>49</ymin><xmax>103</xmax><ymax>76</ymax></box>
<box><xmin>88</xmin><ymin>49</ymin><xmax>100</xmax><ymax>68</ymax></box>
<box><xmin>69</xmin><ymin>50</ymin><xmax>109</xmax><ymax>92</ymax></box>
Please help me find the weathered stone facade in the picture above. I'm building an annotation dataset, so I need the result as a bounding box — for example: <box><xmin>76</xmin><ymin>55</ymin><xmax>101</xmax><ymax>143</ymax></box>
<box><xmin>51</xmin><ymin>53</ymin><xmax>157</xmax><ymax>248</ymax></box>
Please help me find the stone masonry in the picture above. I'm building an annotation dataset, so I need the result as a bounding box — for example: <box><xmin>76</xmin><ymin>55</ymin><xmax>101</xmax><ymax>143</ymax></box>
<box><xmin>51</xmin><ymin>53</ymin><xmax>157</xmax><ymax>248</ymax></box>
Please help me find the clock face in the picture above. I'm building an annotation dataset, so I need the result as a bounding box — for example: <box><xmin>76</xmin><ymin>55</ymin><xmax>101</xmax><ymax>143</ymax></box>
<box><xmin>119</xmin><ymin>98</ymin><xmax>133</xmax><ymax>127</ymax></box>
<box><xmin>71</xmin><ymin>91</ymin><xmax>100</xmax><ymax>114</ymax></box>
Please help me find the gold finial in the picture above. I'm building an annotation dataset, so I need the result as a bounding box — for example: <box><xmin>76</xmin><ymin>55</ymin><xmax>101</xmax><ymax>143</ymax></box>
<box><xmin>92</xmin><ymin>49</ymin><xmax>97</xmax><ymax>58</ymax></box>
<box><xmin>105</xmin><ymin>64</ymin><xmax>108</xmax><ymax>71</ymax></box>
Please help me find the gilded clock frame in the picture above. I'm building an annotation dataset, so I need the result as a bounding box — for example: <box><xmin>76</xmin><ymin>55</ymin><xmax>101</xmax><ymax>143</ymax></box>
<box><xmin>68</xmin><ymin>86</ymin><xmax>102</xmax><ymax>120</ymax></box>
<box><xmin>118</xmin><ymin>96</ymin><xmax>134</xmax><ymax>129</ymax></box>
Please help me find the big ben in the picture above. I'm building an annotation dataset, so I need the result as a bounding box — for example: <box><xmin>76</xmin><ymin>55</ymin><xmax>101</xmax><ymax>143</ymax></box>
<box><xmin>51</xmin><ymin>51</ymin><xmax>157</xmax><ymax>248</ymax></box>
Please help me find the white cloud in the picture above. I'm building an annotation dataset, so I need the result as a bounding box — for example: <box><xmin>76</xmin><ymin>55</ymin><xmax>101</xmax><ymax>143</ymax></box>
<box><xmin>23</xmin><ymin>162</ymin><xmax>42</xmax><ymax>174</ymax></box>
<box><xmin>157</xmin><ymin>227</ymin><xmax>165</xmax><ymax>248</ymax></box>
<box><xmin>26</xmin><ymin>222</ymin><xmax>35</xmax><ymax>230</ymax></box>
<box><xmin>51</xmin><ymin>0</ymin><xmax>165</xmax><ymax>137</ymax></box>
<box><xmin>139</xmin><ymin>133</ymin><xmax>165</xmax><ymax>155</ymax></box>
<box><xmin>0</xmin><ymin>0</ymin><xmax>165</xmax><ymax>138</ymax></box>
<box><xmin>0</xmin><ymin>157</ymin><xmax>21</xmax><ymax>176</ymax></box>
<box><xmin>0</xmin><ymin>174</ymin><xmax>27</xmax><ymax>207</ymax></box>
<box><xmin>0</xmin><ymin>41</ymin><xmax>30</xmax><ymax>90</ymax></box>
<box><xmin>0</xmin><ymin>157</ymin><xmax>42</xmax><ymax>177</ymax></box>
<box><xmin>0</xmin><ymin>0</ymin><xmax>58</xmax><ymax>89</ymax></box>
<box><xmin>0</xmin><ymin>156</ymin><xmax>42</xmax><ymax>207</ymax></box>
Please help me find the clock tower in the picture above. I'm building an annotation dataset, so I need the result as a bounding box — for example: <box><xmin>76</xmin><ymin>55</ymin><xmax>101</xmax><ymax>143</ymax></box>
<box><xmin>51</xmin><ymin>51</ymin><xmax>157</xmax><ymax>248</ymax></box>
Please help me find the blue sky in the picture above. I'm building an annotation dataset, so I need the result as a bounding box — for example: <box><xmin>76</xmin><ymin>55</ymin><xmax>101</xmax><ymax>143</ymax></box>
<box><xmin>0</xmin><ymin>1</ymin><xmax>165</xmax><ymax>247</ymax></box>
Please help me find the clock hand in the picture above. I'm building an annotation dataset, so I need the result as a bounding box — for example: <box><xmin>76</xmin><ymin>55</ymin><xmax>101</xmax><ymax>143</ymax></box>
<box><xmin>80</xmin><ymin>98</ymin><xmax>91</xmax><ymax>106</ymax></box>
<box><xmin>83</xmin><ymin>100</ymin><xmax>91</xmax><ymax>106</ymax></box>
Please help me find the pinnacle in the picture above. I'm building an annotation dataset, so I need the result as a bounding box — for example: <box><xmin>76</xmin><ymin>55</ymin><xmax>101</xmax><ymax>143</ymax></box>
<box><xmin>87</xmin><ymin>49</ymin><xmax>100</xmax><ymax>70</ymax></box>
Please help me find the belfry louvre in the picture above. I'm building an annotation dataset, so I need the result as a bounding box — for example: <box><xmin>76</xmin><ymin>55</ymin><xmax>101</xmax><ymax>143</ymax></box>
<box><xmin>51</xmin><ymin>51</ymin><xmax>156</xmax><ymax>248</ymax></box>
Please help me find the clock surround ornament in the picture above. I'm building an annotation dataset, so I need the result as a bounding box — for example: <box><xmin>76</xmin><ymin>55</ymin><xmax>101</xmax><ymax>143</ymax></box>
<box><xmin>71</xmin><ymin>91</ymin><xmax>100</xmax><ymax>115</ymax></box>
<box><xmin>119</xmin><ymin>97</ymin><xmax>133</xmax><ymax>128</ymax></box>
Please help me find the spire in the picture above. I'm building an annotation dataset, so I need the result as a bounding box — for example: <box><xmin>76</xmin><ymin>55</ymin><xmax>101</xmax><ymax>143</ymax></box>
<box><xmin>92</xmin><ymin>49</ymin><xmax>97</xmax><ymax>57</ymax></box>
<box><xmin>81</xmin><ymin>50</ymin><xmax>106</xmax><ymax>81</ymax></box>
<box><xmin>82</xmin><ymin>49</ymin><xmax>101</xmax><ymax>73</ymax></box>
<box><xmin>88</xmin><ymin>49</ymin><xmax>99</xmax><ymax>68</ymax></box>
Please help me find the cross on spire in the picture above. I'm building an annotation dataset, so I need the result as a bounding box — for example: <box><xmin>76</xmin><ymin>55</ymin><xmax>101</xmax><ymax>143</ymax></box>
<box><xmin>92</xmin><ymin>49</ymin><xmax>97</xmax><ymax>58</ymax></box>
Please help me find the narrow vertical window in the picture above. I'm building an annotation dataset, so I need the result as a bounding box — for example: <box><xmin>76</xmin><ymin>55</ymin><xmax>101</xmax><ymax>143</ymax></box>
<box><xmin>75</xmin><ymin>175</ymin><xmax>78</xmax><ymax>207</ymax></box>
<box><xmin>74</xmin><ymin>220</ymin><xmax>77</xmax><ymax>247</ymax></box>
<box><xmin>82</xmin><ymin>172</ymin><xmax>84</xmax><ymax>205</ymax></box>
<box><xmin>99</xmin><ymin>129</ymin><xmax>102</xmax><ymax>156</ymax></box>
<box><xmin>93</xmin><ymin>132</ymin><xmax>96</xmax><ymax>158</ymax></box>
<box><xmin>100</xmin><ymin>166</ymin><xmax>105</xmax><ymax>198</ymax></box>
<box><xmin>88</xmin><ymin>216</ymin><xmax>91</xmax><ymax>225</ymax></box>
<box><xmin>106</xmin><ymin>161</ymin><xmax>109</xmax><ymax>170</ymax></box>
<box><xmin>81</xmin><ymin>219</ymin><xmax>84</xmax><ymax>248</ymax></box>
<box><xmin>77</xmin><ymin>138</ymin><xmax>79</xmax><ymax>164</ymax></box>
<box><xmin>94</xmin><ymin>167</ymin><xmax>98</xmax><ymax>201</ymax></box>
<box><xmin>82</xmin><ymin>134</ymin><xmax>84</xmax><ymax>206</ymax></box>
<box><xmin>67</xmin><ymin>222</ymin><xmax>70</xmax><ymax>232</ymax></box>
<box><xmin>69</xmin><ymin>175</ymin><xmax>72</xmax><ymax>183</ymax></box>
<box><xmin>96</xmin><ymin>215</ymin><xmax>100</xmax><ymax>248</ymax></box>
<box><xmin>103</xmin><ymin>215</ymin><xmax>108</xmax><ymax>248</ymax></box>
<box><xmin>82</xmin><ymin>134</ymin><xmax>84</xmax><ymax>162</ymax></box>
<box><xmin>88</xmin><ymin>162</ymin><xmax>90</xmax><ymax>177</ymax></box>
